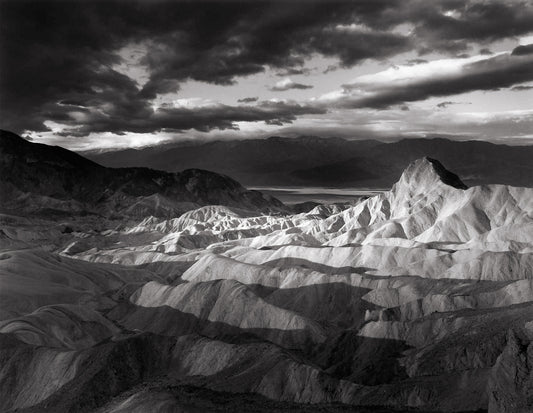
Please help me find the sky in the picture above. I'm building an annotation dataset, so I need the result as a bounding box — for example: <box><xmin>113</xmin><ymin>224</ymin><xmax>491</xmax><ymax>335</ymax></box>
<box><xmin>1</xmin><ymin>0</ymin><xmax>532</xmax><ymax>151</ymax></box>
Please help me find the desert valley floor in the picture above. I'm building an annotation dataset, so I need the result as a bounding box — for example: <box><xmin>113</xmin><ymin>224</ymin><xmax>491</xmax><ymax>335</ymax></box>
<box><xmin>1</xmin><ymin>131</ymin><xmax>533</xmax><ymax>413</ymax></box>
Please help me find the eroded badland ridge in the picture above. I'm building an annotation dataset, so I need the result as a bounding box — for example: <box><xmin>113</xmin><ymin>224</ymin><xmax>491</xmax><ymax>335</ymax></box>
<box><xmin>1</xmin><ymin>131</ymin><xmax>533</xmax><ymax>412</ymax></box>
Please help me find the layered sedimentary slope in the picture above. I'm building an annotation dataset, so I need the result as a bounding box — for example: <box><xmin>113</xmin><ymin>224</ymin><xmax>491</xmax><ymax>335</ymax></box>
<box><xmin>1</xmin><ymin>155</ymin><xmax>532</xmax><ymax>412</ymax></box>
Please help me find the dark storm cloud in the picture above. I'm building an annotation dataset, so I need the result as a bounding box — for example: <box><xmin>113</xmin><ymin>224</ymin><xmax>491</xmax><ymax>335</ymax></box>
<box><xmin>511</xmin><ymin>44</ymin><xmax>533</xmax><ymax>56</ymax></box>
<box><xmin>138</xmin><ymin>79</ymin><xmax>181</xmax><ymax>99</ymax></box>
<box><xmin>0</xmin><ymin>0</ymin><xmax>405</xmax><ymax>134</ymax></box>
<box><xmin>437</xmin><ymin>101</ymin><xmax>456</xmax><ymax>108</ymax></box>
<box><xmin>0</xmin><ymin>0</ymin><xmax>149</xmax><ymax>133</ymax></box>
<box><xmin>436</xmin><ymin>101</ymin><xmax>471</xmax><ymax>108</ymax></box>
<box><xmin>1</xmin><ymin>0</ymin><xmax>532</xmax><ymax>136</ymax></box>
<box><xmin>340</xmin><ymin>52</ymin><xmax>533</xmax><ymax>109</ymax></box>
<box><xmin>479</xmin><ymin>48</ymin><xmax>493</xmax><ymax>55</ymax></box>
<box><xmin>313</xmin><ymin>29</ymin><xmax>412</xmax><ymax>67</ymax></box>
<box><xmin>49</xmin><ymin>101</ymin><xmax>326</xmax><ymax>137</ymax></box>
<box><xmin>237</xmin><ymin>97</ymin><xmax>259</xmax><ymax>103</ymax></box>
<box><xmin>406</xmin><ymin>0</ymin><xmax>533</xmax><ymax>53</ymax></box>
<box><xmin>136</xmin><ymin>0</ymin><xmax>414</xmax><ymax>92</ymax></box>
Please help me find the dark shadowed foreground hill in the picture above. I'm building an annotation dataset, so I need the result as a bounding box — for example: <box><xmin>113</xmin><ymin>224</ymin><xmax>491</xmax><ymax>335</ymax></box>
<box><xmin>86</xmin><ymin>136</ymin><xmax>533</xmax><ymax>188</ymax></box>
<box><xmin>0</xmin><ymin>130</ymin><xmax>285</xmax><ymax>218</ymax></box>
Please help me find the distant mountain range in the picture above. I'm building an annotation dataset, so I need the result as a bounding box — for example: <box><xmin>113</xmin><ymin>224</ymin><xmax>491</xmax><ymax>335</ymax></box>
<box><xmin>0</xmin><ymin>130</ymin><xmax>285</xmax><ymax>218</ymax></box>
<box><xmin>85</xmin><ymin>136</ymin><xmax>533</xmax><ymax>188</ymax></box>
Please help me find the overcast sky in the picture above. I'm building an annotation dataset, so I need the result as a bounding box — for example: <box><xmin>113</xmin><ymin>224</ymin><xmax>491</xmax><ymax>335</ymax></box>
<box><xmin>1</xmin><ymin>0</ymin><xmax>532</xmax><ymax>150</ymax></box>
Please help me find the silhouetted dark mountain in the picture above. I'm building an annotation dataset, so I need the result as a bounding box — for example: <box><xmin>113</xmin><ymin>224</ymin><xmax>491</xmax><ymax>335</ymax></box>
<box><xmin>85</xmin><ymin>136</ymin><xmax>533</xmax><ymax>188</ymax></box>
<box><xmin>85</xmin><ymin>136</ymin><xmax>380</xmax><ymax>187</ymax></box>
<box><xmin>0</xmin><ymin>130</ymin><xmax>285</xmax><ymax>218</ymax></box>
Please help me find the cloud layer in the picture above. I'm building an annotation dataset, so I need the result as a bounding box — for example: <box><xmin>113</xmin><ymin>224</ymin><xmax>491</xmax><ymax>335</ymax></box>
<box><xmin>336</xmin><ymin>50</ymin><xmax>533</xmax><ymax>109</ymax></box>
<box><xmin>0</xmin><ymin>0</ymin><xmax>532</xmax><ymax>141</ymax></box>
<box><xmin>269</xmin><ymin>78</ymin><xmax>314</xmax><ymax>92</ymax></box>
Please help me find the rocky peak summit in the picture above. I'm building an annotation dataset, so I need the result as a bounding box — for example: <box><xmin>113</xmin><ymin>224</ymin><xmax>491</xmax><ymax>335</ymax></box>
<box><xmin>395</xmin><ymin>157</ymin><xmax>468</xmax><ymax>193</ymax></box>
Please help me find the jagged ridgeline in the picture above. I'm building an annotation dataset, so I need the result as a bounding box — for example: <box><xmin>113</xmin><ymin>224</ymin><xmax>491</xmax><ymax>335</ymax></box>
<box><xmin>86</xmin><ymin>135</ymin><xmax>533</xmax><ymax>188</ymax></box>
<box><xmin>0</xmin><ymin>130</ymin><xmax>285</xmax><ymax>218</ymax></box>
<box><xmin>1</xmin><ymin>131</ymin><xmax>533</xmax><ymax>412</ymax></box>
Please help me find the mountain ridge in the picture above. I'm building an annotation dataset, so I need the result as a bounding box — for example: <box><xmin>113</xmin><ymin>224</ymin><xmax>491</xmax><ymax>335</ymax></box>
<box><xmin>0</xmin><ymin>130</ymin><xmax>285</xmax><ymax>218</ymax></box>
<box><xmin>84</xmin><ymin>135</ymin><xmax>533</xmax><ymax>188</ymax></box>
